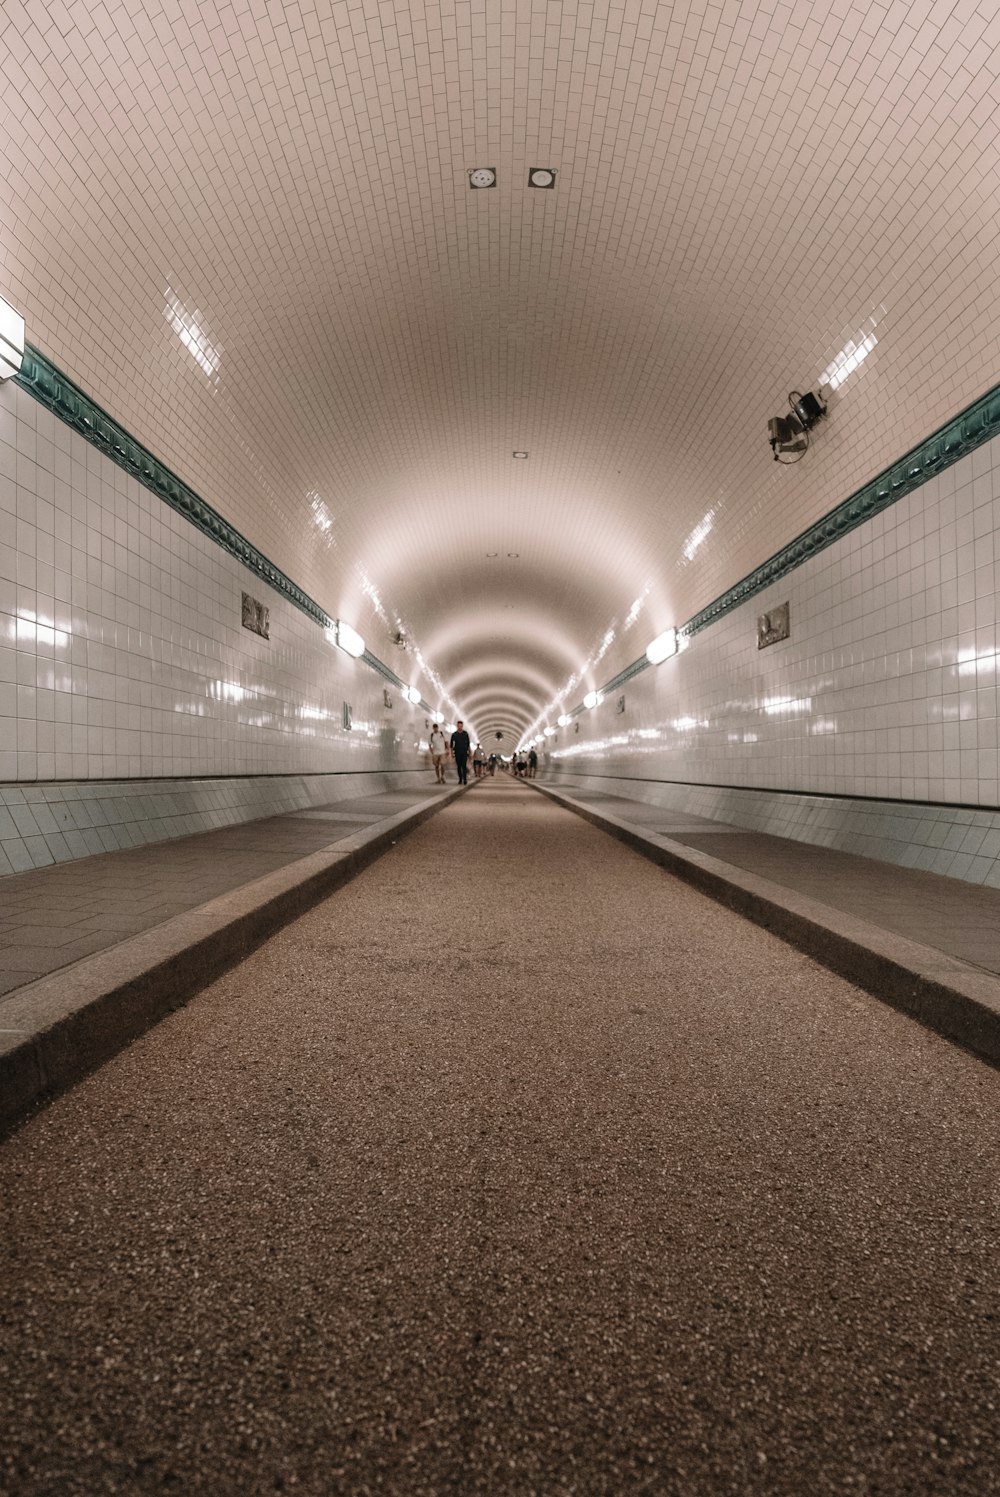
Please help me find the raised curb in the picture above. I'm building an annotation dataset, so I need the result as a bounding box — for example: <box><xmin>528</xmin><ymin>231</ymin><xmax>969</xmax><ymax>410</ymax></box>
<box><xmin>531</xmin><ymin>781</ymin><xmax>1000</xmax><ymax>1068</ymax></box>
<box><xmin>0</xmin><ymin>784</ymin><xmax>467</xmax><ymax>1133</ymax></box>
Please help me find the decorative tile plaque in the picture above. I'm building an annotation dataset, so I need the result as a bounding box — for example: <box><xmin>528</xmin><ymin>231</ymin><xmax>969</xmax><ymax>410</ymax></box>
<box><xmin>616</xmin><ymin>694</ymin><xmax>626</xmax><ymax>714</ymax></box>
<box><xmin>757</xmin><ymin>601</ymin><xmax>790</xmax><ymax>649</ymax></box>
<box><xmin>383</xmin><ymin>688</ymin><xmax>393</xmax><ymax>709</ymax></box>
<box><xmin>241</xmin><ymin>591</ymin><xmax>270</xmax><ymax>639</ymax></box>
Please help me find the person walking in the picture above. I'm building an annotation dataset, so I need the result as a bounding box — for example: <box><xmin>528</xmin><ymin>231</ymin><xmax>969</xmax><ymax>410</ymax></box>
<box><xmin>429</xmin><ymin>723</ymin><xmax>448</xmax><ymax>784</ymax></box>
<box><xmin>450</xmin><ymin>721</ymin><xmax>471</xmax><ymax>785</ymax></box>
<box><xmin>527</xmin><ymin>747</ymin><xmax>538</xmax><ymax>778</ymax></box>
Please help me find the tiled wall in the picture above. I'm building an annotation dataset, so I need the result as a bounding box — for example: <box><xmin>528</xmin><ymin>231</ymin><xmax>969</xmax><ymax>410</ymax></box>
<box><xmin>543</xmin><ymin>775</ymin><xmax>1000</xmax><ymax>891</ymax></box>
<box><xmin>0</xmin><ymin>377</ymin><xmax>427</xmax><ymax>786</ymax></box>
<box><xmin>0</xmin><ymin>768</ymin><xmax>437</xmax><ymax>879</ymax></box>
<box><xmin>7</xmin><ymin>355</ymin><xmax>1000</xmax><ymax>886</ymax></box>
<box><xmin>554</xmin><ymin>425</ymin><xmax>1000</xmax><ymax>824</ymax></box>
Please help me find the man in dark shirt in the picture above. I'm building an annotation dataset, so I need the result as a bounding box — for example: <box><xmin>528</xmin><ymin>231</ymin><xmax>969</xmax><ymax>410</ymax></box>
<box><xmin>450</xmin><ymin>721</ymin><xmax>471</xmax><ymax>784</ymax></box>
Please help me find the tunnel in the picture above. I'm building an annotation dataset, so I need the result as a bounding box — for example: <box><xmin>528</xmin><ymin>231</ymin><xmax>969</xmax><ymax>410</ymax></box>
<box><xmin>1</xmin><ymin>3</ymin><xmax>999</xmax><ymax>1494</ymax></box>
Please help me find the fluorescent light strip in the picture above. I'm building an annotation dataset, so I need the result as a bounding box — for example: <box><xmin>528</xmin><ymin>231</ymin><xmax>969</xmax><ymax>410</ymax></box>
<box><xmin>335</xmin><ymin>620</ymin><xmax>365</xmax><ymax>658</ymax></box>
<box><xmin>645</xmin><ymin>628</ymin><xmax>677</xmax><ymax>665</ymax></box>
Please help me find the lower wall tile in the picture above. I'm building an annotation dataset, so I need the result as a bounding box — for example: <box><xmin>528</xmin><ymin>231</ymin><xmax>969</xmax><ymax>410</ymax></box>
<box><xmin>0</xmin><ymin>769</ymin><xmax>439</xmax><ymax>877</ymax></box>
<box><xmin>548</xmin><ymin>771</ymin><xmax>1000</xmax><ymax>890</ymax></box>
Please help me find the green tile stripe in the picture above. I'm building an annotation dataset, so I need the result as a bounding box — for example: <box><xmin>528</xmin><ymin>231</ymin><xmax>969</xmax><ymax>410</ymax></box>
<box><xmin>14</xmin><ymin>343</ymin><xmax>335</xmax><ymax>629</ymax></box>
<box><xmin>13</xmin><ymin>344</ymin><xmax>431</xmax><ymax>702</ymax></box>
<box><xmin>361</xmin><ymin>648</ymin><xmax>431</xmax><ymax>711</ymax></box>
<box><xmin>600</xmin><ymin>656</ymin><xmax>652</xmax><ymax>696</ymax></box>
<box><xmin>680</xmin><ymin>378</ymin><xmax>1000</xmax><ymax>640</ymax></box>
<box><xmin>16</xmin><ymin>343</ymin><xmax>1000</xmax><ymax>724</ymax></box>
<box><xmin>584</xmin><ymin>377</ymin><xmax>1000</xmax><ymax>705</ymax></box>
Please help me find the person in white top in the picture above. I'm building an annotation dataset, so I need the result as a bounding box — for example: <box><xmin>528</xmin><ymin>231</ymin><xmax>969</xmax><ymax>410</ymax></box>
<box><xmin>429</xmin><ymin>724</ymin><xmax>448</xmax><ymax>783</ymax></box>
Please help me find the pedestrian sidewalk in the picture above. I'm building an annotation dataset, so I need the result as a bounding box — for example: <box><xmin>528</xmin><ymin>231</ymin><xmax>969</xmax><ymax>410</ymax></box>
<box><xmin>532</xmin><ymin>776</ymin><xmax>1000</xmax><ymax>1068</ymax></box>
<box><xmin>1</xmin><ymin>779</ymin><xmax>466</xmax><ymax>1129</ymax></box>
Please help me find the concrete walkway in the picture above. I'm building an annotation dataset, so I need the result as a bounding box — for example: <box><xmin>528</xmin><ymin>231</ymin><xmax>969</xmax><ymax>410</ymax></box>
<box><xmin>1</xmin><ymin>780</ymin><xmax>465</xmax><ymax>1127</ymax></box>
<box><xmin>1</xmin><ymin>777</ymin><xmax>998</xmax><ymax>1495</ymax></box>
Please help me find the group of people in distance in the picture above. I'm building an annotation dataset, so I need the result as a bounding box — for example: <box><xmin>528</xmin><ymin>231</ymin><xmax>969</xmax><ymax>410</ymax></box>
<box><xmin>427</xmin><ymin>723</ymin><xmax>538</xmax><ymax>784</ymax></box>
<box><xmin>509</xmin><ymin>747</ymin><xmax>538</xmax><ymax>778</ymax></box>
<box><xmin>428</xmin><ymin>720</ymin><xmax>495</xmax><ymax>785</ymax></box>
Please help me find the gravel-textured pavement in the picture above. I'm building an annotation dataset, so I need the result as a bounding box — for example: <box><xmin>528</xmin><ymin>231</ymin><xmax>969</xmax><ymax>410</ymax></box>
<box><xmin>2</xmin><ymin>777</ymin><xmax>998</xmax><ymax>1496</ymax></box>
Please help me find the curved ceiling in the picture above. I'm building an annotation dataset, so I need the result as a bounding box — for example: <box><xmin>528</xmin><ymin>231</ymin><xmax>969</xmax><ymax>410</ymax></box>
<box><xmin>3</xmin><ymin>1</ymin><xmax>1000</xmax><ymax>740</ymax></box>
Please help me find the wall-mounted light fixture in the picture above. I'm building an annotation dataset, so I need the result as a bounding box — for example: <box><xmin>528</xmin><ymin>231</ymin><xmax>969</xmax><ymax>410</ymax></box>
<box><xmin>645</xmin><ymin>628</ymin><xmax>678</xmax><ymax>665</ymax></box>
<box><xmin>335</xmin><ymin>620</ymin><xmax>365</xmax><ymax>658</ymax></box>
<box><xmin>404</xmin><ymin>686</ymin><xmax>422</xmax><ymax>704</ymax></box>
<box><xmin>557</xmin><ymin>713</ymin><xmax>571</xmax><ymax>727</ymax></box>
<box><xmin>0</xmin><ymin>295</ymin><xmax>24</xmax><ymax>381</ymax></box>
<box><xmin>768</xmin><ymin>389</ymin><xmax>827</xmax><ymax>463</ymax></box>
<box><xmin>583</xmin><ymin>690</ymin><xmax>601</xmax><ymax>710</ymax></box>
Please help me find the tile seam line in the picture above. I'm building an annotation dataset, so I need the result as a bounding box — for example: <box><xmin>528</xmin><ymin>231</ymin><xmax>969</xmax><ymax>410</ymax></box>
<box><xmin>10</xmin><ymin>344</ymin><xmax>416</xmax><ymax>697</ymax></box>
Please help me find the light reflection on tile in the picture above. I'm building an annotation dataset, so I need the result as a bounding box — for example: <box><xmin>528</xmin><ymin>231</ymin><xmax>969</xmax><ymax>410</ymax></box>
<box><xmin>555</xmin><ymin>431</ymin><xmax>1000</xmax><ymax>809</ymax></box>
<box><xmin>0</xmin><ymin>381</ymin><xmax>431</xmax><ymax>784</ymax></box>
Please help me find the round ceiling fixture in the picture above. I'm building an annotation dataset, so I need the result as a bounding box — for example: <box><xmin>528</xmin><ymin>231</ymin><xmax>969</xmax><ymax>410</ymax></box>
<box><xmin>528</xmin><ymin>167</ymin><xmax>556</xmax><ymax>189</ymax></box>
<box><xmin>469</xmin><ymin>167</ymin><xmax>496</xmax><ymax>188</ymax></box>
<box><xmin>507</xmin><ymin>552</ymin><xmax>519</xmax><ymax>558</ymax></box>
<box><xmin>486</xmin><ymin>551</ymin><xmax>499</xmax><ymax>557</ymax></box>
<box><xmin>512</xmin><ymin>450</ymin><xmax>528</xmax><ymax>459</ymax></box>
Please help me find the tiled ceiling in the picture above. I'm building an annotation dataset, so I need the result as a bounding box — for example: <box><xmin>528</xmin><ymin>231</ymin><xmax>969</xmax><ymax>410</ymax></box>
<box><xmin>3</xmin><ymin>0</ymin><xmax>1000</xmax><ymax>736</ymax></box>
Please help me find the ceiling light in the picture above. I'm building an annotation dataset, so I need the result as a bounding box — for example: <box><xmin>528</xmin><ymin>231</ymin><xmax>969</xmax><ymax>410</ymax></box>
<box><xmin>512</xmin><ymin>451</ymin><xmax>528</xmax><ymax>459</ymax></box>
<box><xmin>0</xmin><ymin>295</ymin><xmax>25</xmax><ymax>381</ymax></box>
<box><xmin>645</xmin><ymin>628</ymin><xmax>677</xmax><ymax>665</ymax></box>
<box><xmin>557</xmin><ymin>713</ymin><xmax>571</xmax><ymax>727</ymax></box>
<box><xmin>583</xmin><ymin>691</ymin><xmax>600</xmax><ymax>709</ymax></box>
<box><xmin>544</xmin><ymin>726</ymin><xmax>556</xmax><ymax>737</ymax></box>
<box><xmin>469</xmin><ymin>167</ymin><xmax>496</xmax><ymax>188</ymax></box>
<box><xmin>507</xmin><ymin>552</ymin><xmax>519</xmax><ymax>558</ymax></box>
<box><xmin>528</xmin><ymin>168</ymin><xmax>556</xmax><ymax>188</ymax></box>
<box><xmin>404</xmin><ymin>686</ymin><xmax>421</xmax><ymax>704</ymax></box>
<box><xmin>335</xmin><ymin>620</ymin><xmax>365</xmax><ymax>658</ymax></box>
<box><xmin>790</xmin><ymin>390</ymin><xmax>826</xmax><ymax>429</ymax></box>
<box><xmin>768</xmin><ymin>388</ymin><xmax>826</xmax><ymax>463</ymax></box>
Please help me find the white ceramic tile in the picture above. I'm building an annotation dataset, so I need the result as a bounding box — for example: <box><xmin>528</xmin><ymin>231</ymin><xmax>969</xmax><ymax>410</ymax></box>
<box><xmin>2</xmin><ymin>0</ymin><xmax>1000</xmax><ymax>739</ymax></box>
<box><xmin>0</xmin><ymin>392</ymin><xmax>432</xmax><ymax>785</ymax></box>
<box><xmin>558</xmin><ymin>426</ymin><xmax>1000</xmax><ymax>810</ymax></box>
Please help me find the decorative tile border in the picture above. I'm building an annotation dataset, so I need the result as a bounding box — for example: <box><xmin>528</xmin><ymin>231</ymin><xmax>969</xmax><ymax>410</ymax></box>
<box><xmin>16</xmin><ymin>341</ymin><xmax>1000</xmax><ymax>722</ymax></box>
<box><xmin>680</xmin><ymin>379</ymin><xmax>1000</xmax><ymax>640</ymax></box>
<box><xmin>600</xmin><ymin>656</ymin><xmax>652</xmax><ymax>696</ymax></box>
<box><xmin>15</xmin><ymin>344</ymin><xmax>437</xmax><ymax>706</ymax></box>
<box><xmin>14</xmin><ymin>344</ymin><xmax>334</xmax><ymax>628</ymax></box>
<box><xmin>585</xmin><ymin>376</ymin><xmax>1000</xmax><ymax>701</ymax></box>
